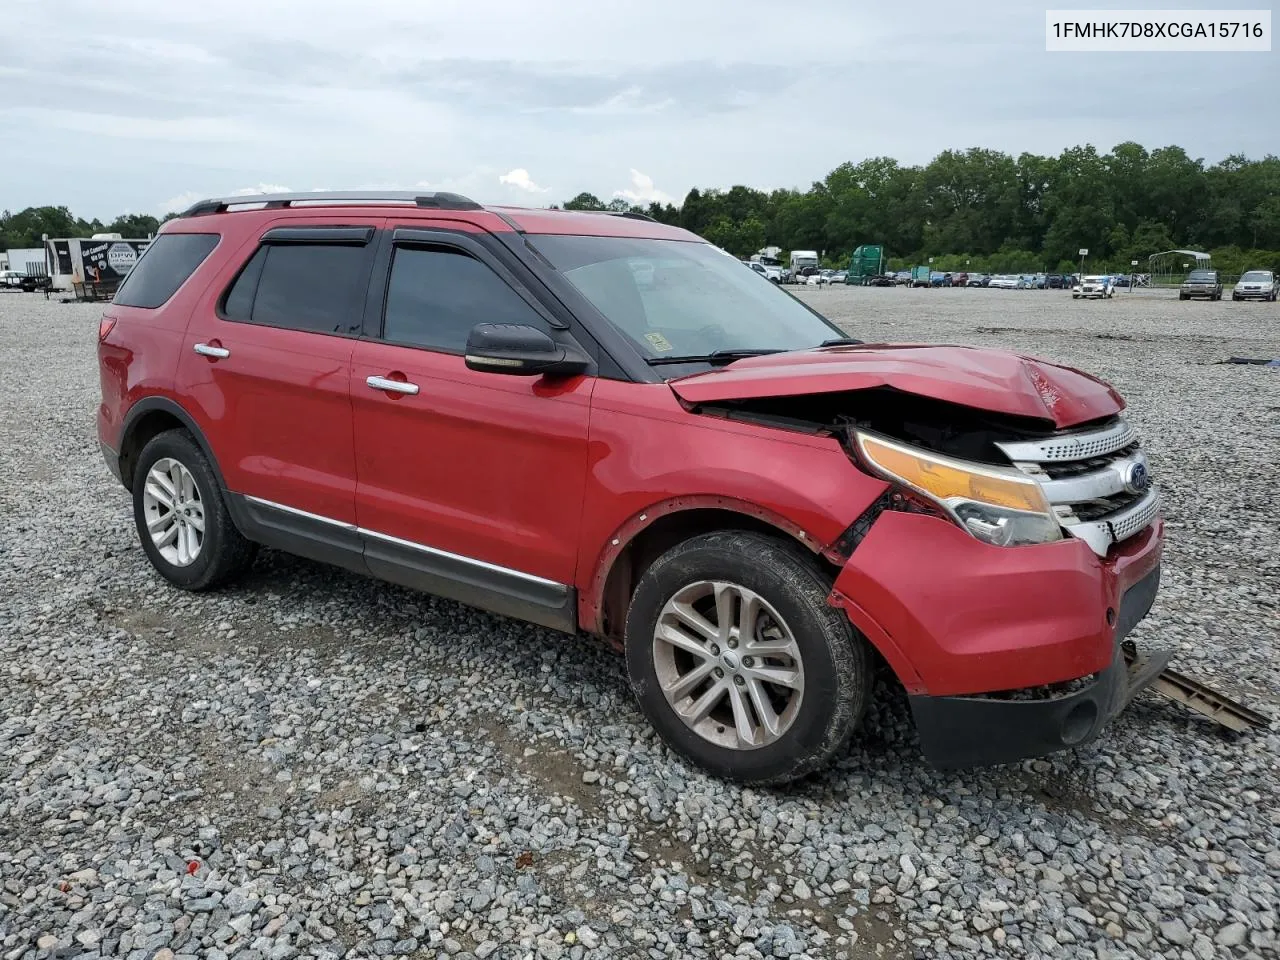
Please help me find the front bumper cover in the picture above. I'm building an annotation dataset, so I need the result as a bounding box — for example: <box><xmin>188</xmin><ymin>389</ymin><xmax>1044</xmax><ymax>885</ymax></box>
<box><xmin>907</xmin><ymin>564</ymin><xmax>1163</xmax><ymax>768</ymax></box>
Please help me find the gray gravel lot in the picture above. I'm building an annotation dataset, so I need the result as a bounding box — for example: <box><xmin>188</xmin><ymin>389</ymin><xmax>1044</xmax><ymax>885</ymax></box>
<box><xmin>1</xmin><ymin>286</ymin><xmax>1277</xmax><ymax>960</ymax></box>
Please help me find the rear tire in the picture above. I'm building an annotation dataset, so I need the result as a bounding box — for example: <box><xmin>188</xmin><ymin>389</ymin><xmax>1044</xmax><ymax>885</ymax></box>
<box><xmin>132</xmin><ymin>429</ymin><xmax>256</xmax><ymax>590</ymax></box>
<box><xmin>624</xmin><ymin>531</ymin><xmax>870</xmax><ymax>784</ymax></box>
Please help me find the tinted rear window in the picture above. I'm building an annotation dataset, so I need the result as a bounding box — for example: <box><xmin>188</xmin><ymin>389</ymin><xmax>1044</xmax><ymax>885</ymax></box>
<box><xmin>113</xmin><ymin>233</ymin><xmax>219</xmax><ymax>308</ymax></box>
<box><xmin>222</xmin><ymin>243</ymin><xmax>369</xmax><ymax>334</ymax></box>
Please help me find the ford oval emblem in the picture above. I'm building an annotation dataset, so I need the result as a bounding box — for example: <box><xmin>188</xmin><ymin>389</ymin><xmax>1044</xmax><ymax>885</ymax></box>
<box><xmin>1124</xmin><ymin>461</ymin><xmax>1151</xmax><ymax>495</ymax></box>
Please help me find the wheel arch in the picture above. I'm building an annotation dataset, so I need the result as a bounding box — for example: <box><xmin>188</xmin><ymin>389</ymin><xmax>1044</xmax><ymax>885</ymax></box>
<box><xmin>583</xmin><ymin>496</ymin><xmax>839</xmax><ymax>645</ymax></box>
<box><xmin>118</xmin><ymin>397</ymin><xmax>226</xmax><ymax>493</ymax></box>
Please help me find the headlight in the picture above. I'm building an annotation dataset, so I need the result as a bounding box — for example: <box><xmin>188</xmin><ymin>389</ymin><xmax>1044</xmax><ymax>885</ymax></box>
<box><xmin>854</xmin><ymin>432</ymin><xmax>1062</xmax><ymax>547</ymax></box>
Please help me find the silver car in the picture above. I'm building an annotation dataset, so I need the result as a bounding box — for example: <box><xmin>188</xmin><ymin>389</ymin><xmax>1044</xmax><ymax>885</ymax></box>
<box><xmin>1231</xmin><ymin>270</ymin><xmax>1277</xmax><ymax>302</ymax></box>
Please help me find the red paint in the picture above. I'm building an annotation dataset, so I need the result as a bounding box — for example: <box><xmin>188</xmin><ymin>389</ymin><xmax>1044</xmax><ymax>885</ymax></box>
<box><xmin>574</xmin><ymin>378</ymin><xmax>888</xmax><ymax>631</ymax></box>
<box><xmin>98</xmin><ymin>198</ymin><xmax>1163</xmax><ymax>720</ymax></box>
<box><xmin>670</xmin><ymin>343</ymin><xmax>1124</xmax><ymax>428</ymax></box>
<box><xmin>350</xmin><ymin>342</ymin><xmax>593</xmax><ymax>584</ymax></box>
<box><xmin>833</xmin><ymin>513</ymin><xmax>1162</xmax><ymax>696</ymax></box>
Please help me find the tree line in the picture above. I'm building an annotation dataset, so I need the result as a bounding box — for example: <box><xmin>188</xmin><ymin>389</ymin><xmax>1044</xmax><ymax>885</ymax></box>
<box><xmin>1</xmin><ymin>207</ymin><xmax>161</xmax><ymax>250</ymax></box>
<box><xmin>5</xmin><ymin>142</ymin><xmax>1277</xmax><ymax>276</ymax></box>
<box><xmin>561</xmin><ymin>142</ymin><xmax>1280</xmax><ymax>276</ymax></box>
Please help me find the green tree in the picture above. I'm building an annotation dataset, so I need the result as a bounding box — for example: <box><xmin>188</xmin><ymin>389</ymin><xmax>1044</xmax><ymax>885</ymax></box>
<box><xmin>106</xmin><ymin>213</ymin><xmax>161</xmax><ymax>237</ymax></box>
<box><xmin>563</xmin><ymin>192</ymin><xmax>606</xmax><ymax>211</ymax></box>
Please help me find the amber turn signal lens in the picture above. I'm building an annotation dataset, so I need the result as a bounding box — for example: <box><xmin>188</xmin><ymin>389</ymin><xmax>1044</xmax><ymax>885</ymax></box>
<box><xmin>856</xmin><ymin>433</ymin><xmax>1050</xmax><ymax>514</ymax></box>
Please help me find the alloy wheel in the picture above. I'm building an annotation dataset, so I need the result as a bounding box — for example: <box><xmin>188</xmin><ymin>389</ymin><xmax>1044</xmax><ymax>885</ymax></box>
<box><xmin>142</xmin><ymin>457</ymin><xmax>205</xmax><ymax>566</ymax></box>
<box><xmin>652</xmin><ymin>580</ymin><xmax>805</xmax><ymax>750</ymax></box>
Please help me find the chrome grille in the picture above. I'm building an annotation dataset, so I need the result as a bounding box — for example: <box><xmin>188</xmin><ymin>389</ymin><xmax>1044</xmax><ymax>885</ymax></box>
<box><xmin>996</xmin><ymin>418</ymin><xmax>1159</xmax><ymax>556</ymax></box>
<box><xmin>997</xmin><ymin>417</ymin><xmax>1136</xmax><ymax>462</ymax></box>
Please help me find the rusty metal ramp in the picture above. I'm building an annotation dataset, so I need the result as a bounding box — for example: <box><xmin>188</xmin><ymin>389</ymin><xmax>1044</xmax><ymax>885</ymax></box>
<box><xmin>1124</xmin><ymin>642</ymin><xmax>1273</xmax><ymax>733</ymax></box>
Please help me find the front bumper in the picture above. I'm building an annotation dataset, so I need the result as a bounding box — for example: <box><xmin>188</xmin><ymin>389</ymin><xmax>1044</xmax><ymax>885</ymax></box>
<box><xmin>829</xmin><ymin>511</ymin><xmax>1164</xmax><ymax>767</ymax></box>
<box><xmin>1233</xmin><ymin>288</ymin><xmax>1273</xmax><ymax>299</ymax></box>
<box><xmin>907</xmin><ymin>564</ymin><xmax>1162</xmax><ymax>767</ymax></box>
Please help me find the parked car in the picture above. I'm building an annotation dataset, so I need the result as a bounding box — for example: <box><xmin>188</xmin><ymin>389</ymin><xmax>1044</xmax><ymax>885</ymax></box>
<box><xmin>1179</xmin><ymin>269</ymin><xmax>1222</xmax><ymax>301</ymax></box>
<box><xmin>870</xmin><ymin>273</ymin><xmax>895</xmax><ymax>287</ymax></box>
<box><xmin>97</xmin><ymin>190</ymin><xmax>1166</xmax><ymax>782</ymax></box>
<box><xmin>967</xmin><ymin>274</ymin><xmax>989</xmax><ymax>287</ymax></box>
<box><xmin>1232</xmin><ymin>270</ymin><xmax>1277</xmax><ymax>301</ymax></box>
<box><xmin>951</xmin><ymin>272</ymin><xmax>969</xmax><ymax>287</ymax></box>
<box><xmin>1073</xmin><ymin>275</ymin><xmax>1115</xmax><ymax>299</ymax></box>
<box><xmin>830</xmin><ymin>271</ymin><xmax>847</xmax><ymax>285</ymax></box>
<box><xmin>929</xmin><ymin>272</ymin><xmax>948</xmax><ymax>287</ymax></box>
<box><xmin>1015</xmin><ymin>275</ymin><xmax>1035</xmax><ymax>289</ymax></box>
<box><xmin>1112</xmin><ymin>275</ymin><xmax>1131</xmax><ymax>288</ymax></box>
<box><xmin>1046</xmin><ymin>274</ymin><xmax>1066</xmax><ymax>289</ymax></box>
<box><xmin>1032</xmin><ymin>274</ymin><xmax>1047</xmax><ymax>289</ymax></box>
<box><xmin>894</xmin><ymin>270</ymin><xmax>911</xmax><ymax>285</ymax></box>
<box><xmin>988</xmin><ymin>275</ymin><xmax>1017</xmax><ymax>289</ymax></box>
<box><xmin>0</xmin><ymin>270</ymin><xmax>25</xmax><ymax>289</ymax></box>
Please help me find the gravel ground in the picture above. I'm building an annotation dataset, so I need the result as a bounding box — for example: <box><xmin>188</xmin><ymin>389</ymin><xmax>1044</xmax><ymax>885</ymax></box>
<box><xmin>1</xmin><ymin>286</ymin><xmax>1277</xmax><ymax>960</ymax></box>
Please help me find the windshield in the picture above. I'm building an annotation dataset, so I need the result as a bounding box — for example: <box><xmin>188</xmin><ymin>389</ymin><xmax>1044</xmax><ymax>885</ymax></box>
<box><xmin>1241</xmin><ymin>271</ymin><xmax>1272</xmax><ymax>281</ymax></box>
<box><xmin>529</xmin><ymin>235</ymin><xmax>845</xmax><ymax>360</ymax></box>
<box><xmin>1188</xmin><ymin>270</ymin><xmax>1216</xmax><ymax>281</ymax></box>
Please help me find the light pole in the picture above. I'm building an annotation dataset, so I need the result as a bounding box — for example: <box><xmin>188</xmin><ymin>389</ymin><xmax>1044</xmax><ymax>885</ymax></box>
<box><xmin>1078</xmin><ymin>247</ymin><xmax>1088</xmax><ymax>280</ymax></box>
<box><xmin>1130</xmin><ymin>259</ymin><xmax>1138</xmax><ymax>293</ymax></box>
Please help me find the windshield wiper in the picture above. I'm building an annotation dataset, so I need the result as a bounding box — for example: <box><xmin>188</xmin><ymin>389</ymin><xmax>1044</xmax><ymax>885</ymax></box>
<box><xmin>819</xmin><ymin>337</ymin><xmax>863</xmax><ymax>347</ymax></box>
<box><xmin>645</xmin><ymin>348</ymin><xmax>786</xmax><ymax>366</ymax></box>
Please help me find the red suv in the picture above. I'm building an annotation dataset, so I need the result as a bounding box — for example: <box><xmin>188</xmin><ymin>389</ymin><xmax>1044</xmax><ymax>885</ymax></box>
<box><xmin>98</xmin><ymin>192</ymin><xmax>1165</xmax><ymax>783</ymax></box>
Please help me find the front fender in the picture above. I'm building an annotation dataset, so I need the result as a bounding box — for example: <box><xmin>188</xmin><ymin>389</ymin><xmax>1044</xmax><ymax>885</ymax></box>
<box><xmin>575</xmin><ymin>386</ymin><xmax>889</xmax><ymax>632</ymax></box>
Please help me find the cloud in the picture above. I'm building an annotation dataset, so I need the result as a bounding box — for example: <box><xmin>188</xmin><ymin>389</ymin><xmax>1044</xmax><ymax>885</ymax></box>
<box><xmin>498</xmin><ymin>169</ymin><xmax>549</xmax><ymax>194</ymax></box>
<box><xmin>613</xmin><ymin>169</ymin><xmax>674</xmax><ymax>207</ymax></box>
<box><xmin>0</xmin><ymin>0</ymin><xmax>1272</xmax><ymax>221</ymax></box>
<box><xmin>230</xmin><ymin>183</ymin><xmax>293</xmax><ymax>196</ymax></box>
<box><xmin>159</xmin><ymin>191</ymin><xmax>203</xmax><ymax>215</ymax></box>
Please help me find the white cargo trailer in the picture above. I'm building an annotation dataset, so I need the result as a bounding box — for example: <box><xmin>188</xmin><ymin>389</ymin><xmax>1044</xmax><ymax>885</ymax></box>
<box><xmin>44</xmin><ymin>234</ymin><xmax>151</xmax><ymax>295</ymax></box>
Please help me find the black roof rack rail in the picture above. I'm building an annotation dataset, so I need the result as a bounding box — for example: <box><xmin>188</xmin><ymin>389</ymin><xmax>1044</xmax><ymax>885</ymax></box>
<box><xmin>180</xmin><ymin>191</ymin><xmax>482</xmax><ymax>217</ymax></box>
<box><xmin>609</xmin><ymin>210</ymin><xmax>657</xmax><ymax>222</ymax></box>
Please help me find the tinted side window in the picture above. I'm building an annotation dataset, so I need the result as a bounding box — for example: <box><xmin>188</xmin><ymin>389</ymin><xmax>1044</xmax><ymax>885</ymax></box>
<box><xmin>383</xmin><ymin>246</ymin><xmax>546</xmax><ymax>353</ymax></box>
<box><xmin>222</xmin><ymin>247</ymin><xmax>267</xmax><ymax>322</ymax></box>
<box><xmin>222</xmin><ymin>244</ymin><xmax>368</xmax><ymax>334</ymax></box>
<box><xmin>113</xmin><ymin>233</ymin><xmax>219</xmax><ymax>308</ymax></box>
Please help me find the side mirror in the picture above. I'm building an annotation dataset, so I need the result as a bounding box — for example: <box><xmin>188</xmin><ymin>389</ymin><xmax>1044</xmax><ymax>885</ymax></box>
<box><xmin>464</xmin><ymin>323</ymin><xmax>590</xmax><ymax>378</ymax></box>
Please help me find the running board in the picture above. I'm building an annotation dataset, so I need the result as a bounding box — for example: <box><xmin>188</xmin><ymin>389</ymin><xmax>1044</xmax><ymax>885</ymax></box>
<box><xmin>1123</xmin><ymin>642</ymin><xmax>1273</xmax><ymax>733</ymax></box>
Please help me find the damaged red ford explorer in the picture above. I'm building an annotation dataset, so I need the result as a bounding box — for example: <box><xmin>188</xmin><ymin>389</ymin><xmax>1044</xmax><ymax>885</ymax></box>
<box><xmin>97</xmin><ymin>192</ymin><xmax>1165</xmax><ymax>783</ymax></box>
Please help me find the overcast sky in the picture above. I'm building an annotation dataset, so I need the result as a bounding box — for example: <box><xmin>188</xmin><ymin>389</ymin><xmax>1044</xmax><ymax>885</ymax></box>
<box><xmin>1</xmin><ymin>0</ymin><xmax>1274</xmax><ymax>220</ymax></box>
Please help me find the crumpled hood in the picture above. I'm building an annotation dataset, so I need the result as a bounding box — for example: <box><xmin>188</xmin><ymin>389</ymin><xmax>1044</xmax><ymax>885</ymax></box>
<box><xmin>668</xmin><ymin>344</ymin><xmax>1124</xmax><ymax>428</ymax></box>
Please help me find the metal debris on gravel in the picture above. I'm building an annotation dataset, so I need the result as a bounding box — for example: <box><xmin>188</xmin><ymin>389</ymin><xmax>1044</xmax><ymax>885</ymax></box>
<box><xmin>0</xmin><ymin>287</ymin><xmax>1276</xmax><ymax>960</ymax></box>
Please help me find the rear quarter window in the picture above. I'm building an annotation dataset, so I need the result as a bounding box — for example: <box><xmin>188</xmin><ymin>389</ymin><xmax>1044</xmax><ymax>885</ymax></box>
<box><xmin>113</xmin><ymin>233</ymin><xmax>220</xmax><ymax>308</ymax></box>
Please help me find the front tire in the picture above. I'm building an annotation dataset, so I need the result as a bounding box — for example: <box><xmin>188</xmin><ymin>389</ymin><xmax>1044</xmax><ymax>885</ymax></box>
<box><xmin>624</xmin><ymin>531</ymin><xmax>870</xmax><ymax>784</ymax></box>
<box><xmin>132</xmin><ymin>429</ymin><xmax>256</xmax><ymax>590</ymax></box>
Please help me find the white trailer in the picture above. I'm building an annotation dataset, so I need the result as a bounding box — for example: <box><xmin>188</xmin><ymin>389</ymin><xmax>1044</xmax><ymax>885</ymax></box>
<box><xmin>788</xmin><ymin>249</ymin><xmax>819</xmax><ymax>284</ymax></box>
<box><xmin>44</xmin><ymin>234</ymin><xmax>152</xmax><ymax>295</ymax></box>
<box><xmin>4</xmin><ymin>247</ymin><xmax>45</xmax><ymax>274</ymax></box>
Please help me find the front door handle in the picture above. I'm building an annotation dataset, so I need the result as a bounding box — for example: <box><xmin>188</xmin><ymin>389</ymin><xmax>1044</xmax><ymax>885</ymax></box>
<box><xmin>193</xmin><ymin>342</ymin><xmax>230</xmax><ymax>359</ymax></box>
<box><xmin>366</xmin><ymin>375</ymin><xmax>419</xmax><ymax>396</ymax></box>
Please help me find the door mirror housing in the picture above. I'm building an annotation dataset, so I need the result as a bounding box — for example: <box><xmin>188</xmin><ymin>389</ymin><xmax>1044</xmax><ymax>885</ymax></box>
<box><xmin>464</xmin><ymin>323</ymin><xmax>590</xmax><ymax>377</ymax></box>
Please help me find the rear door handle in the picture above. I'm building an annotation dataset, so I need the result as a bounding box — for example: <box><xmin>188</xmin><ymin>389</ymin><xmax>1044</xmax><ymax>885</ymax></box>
<box><xmin>366</xmin><ymin>375</ymin><xmax>419</xmax><ymax>395</ymax></box>
<box><xmin>193</xmin><ymin>343</ymin><xmax>230</xmax><ymax>359</ymax></box>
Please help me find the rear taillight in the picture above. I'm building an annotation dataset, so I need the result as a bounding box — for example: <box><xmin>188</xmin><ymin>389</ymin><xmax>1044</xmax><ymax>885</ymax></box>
<box><xmin>98</xmin><ymin>317</ymin><xmax>116</xmax><ymax>341</ymax></box>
